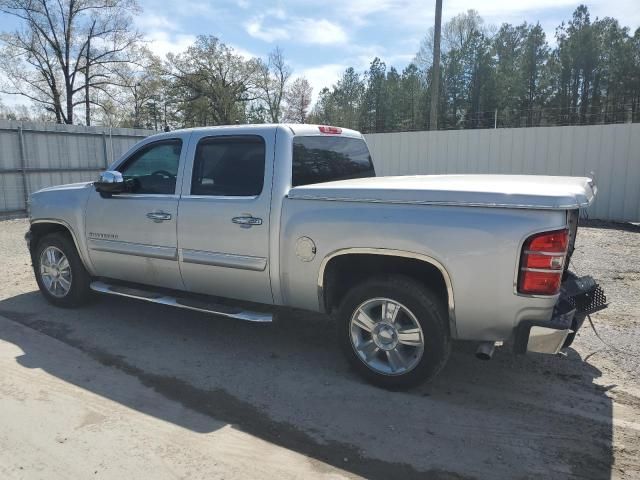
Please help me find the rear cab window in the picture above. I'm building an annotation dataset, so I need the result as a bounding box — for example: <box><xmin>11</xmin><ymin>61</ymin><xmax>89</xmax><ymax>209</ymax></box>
<box><xmin>292</xmin><ymin>136</ymin><xmax>375</xmax><ymax>187</ymax></box>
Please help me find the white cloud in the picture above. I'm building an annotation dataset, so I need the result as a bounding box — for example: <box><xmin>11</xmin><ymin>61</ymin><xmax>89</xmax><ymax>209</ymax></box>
<box><xmin>266</xmin><ymin>7</ymin><xmax>287</xmax><ymax>20</ymax></box>
<box><xmin>342</xmin><ymin>0</ymin><xmax>398</xmax><ymax>16</ymax></box>
<box><xmin>294</xmin><ymin>18</ymin><xmax>348</xmax><ymax>45</ymax></box>
<box><xmin>298</xmin><ymin>63</ymin><xmax>347</xmax><ymax>103</ymax></box>
<box><xmin>170</xmin><ymin>0</ymin><xmax>219</xmax><ymax>17</ymax></box>
<box><xmin>245</xmin><ymin>11</ymin><xmax>348</xmax><ymax>46</ymax></box>
<box><xmin>143</xmin><ymin>31</ymin><xmax>196</xmax><ymax>58</ymax></box>
<box><xmin>340</xmin><ymin>0</ymin><xmax>399</xmax><ymax>25</ymax></box>
<box><xmin>246</xmin><ymin>19</ymin><xmax>289</xmax><ymax>42</ymax></box>
<box><xmin>135</xmin><ymin>14</ymin><xmax>177</xmax><ymax>32</ymax></box>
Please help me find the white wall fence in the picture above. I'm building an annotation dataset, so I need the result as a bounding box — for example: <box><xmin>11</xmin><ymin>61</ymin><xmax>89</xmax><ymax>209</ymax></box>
<box><xmin>366</xmin><ymin>123</ymin><xmax>640</xmax><ymax>222</ymax></box>
<box><xmin>0</xmin><ymin>121</ymin><xmax>638</xmax><ymax>221</ymax></box>
<box><xmin>365</xmin><ymin>123</ymin><xmax>640</xmax><ymax>222</ymax></box>
<box><xmin>0</xmin><ymin>120</ymin><xmax>153</xmax><ymax>217</ymax></box>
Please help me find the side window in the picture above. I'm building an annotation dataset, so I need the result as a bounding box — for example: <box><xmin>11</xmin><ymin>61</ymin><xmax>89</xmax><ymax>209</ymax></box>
<box><xmin>191</xmin><ymin>136</ymin><xmax>265</xmax><ymax>196</ymax></box>
<box><xmin>118</xmin><ymin>139</ymin><xmax>182</xmax><ymax>194</ymax></box>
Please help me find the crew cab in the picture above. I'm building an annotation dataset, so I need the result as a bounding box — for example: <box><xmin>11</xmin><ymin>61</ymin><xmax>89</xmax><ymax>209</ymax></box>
<box><xmin>26</xmin><ymin>124</ymin><xmax>607</xmax><ymax>388</ymax></box>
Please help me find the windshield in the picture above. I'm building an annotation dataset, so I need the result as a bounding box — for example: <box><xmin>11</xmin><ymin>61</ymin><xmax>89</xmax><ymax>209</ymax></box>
<box><xmin>292</xmin><ymin>136</ymin><xmax>375</xmax><ymax>187</ymax></box>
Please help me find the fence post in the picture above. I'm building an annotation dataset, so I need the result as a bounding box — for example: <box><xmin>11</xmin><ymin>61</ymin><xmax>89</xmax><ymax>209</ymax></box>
<box><xmin>109</xmin><ymin>127</ymin><xmax>114</xmax><ymax>165</ymax></box>
<box><xmin>102</xmin><ymin>131</ymin><xmax>109</xmax><ymax>168</ymax></box>
<box><xmin>17</xmin><ymin>124</ymin><xmax>30</xmax><ymax>216</ymax></box>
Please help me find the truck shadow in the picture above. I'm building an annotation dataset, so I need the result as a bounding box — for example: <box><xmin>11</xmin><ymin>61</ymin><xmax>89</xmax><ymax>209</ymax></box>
<box><xmin>0</xmin><ymin>291</ymin><xmax>614</xmax><ymax>480</ymax></box>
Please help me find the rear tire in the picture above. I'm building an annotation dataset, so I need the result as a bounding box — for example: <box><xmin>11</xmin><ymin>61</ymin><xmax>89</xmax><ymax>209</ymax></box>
<box><xmin>34</xmin><ymin>232</ymin><xmax>92</xmax><ymax>307</ymax></box>
<box><xmin>337</xmin><ymin>275</ymin><xmax>451</xmax><ymax>389</ymax></box>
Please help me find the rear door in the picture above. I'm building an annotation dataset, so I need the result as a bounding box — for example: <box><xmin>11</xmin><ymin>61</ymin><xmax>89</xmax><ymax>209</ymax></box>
<box><xmin>177</xmin><ymin>128</ymin><xmax>275</xmax><ymax>304</ymax></box>
<box><xmin>85</xmin><ymin>134</ymin><xmax>190</xmax><ymax>290</ymax></box>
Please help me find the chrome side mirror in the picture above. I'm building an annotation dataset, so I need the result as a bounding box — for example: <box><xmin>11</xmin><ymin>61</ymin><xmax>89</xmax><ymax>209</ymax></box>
<box><xmin>94</xmin><ymin>170</ymin><xmax>125</xmax><ymax>195</ymax></box>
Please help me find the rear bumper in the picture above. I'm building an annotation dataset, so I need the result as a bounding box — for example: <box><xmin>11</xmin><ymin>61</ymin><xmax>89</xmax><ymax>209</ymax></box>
<box><xmin>514</xmin><ymin>304</ymin><xmax>574</xmax><ymax>354</ymax></box>
<box><xmin>514</xmin><ymin>273</ymin><xmax>607</xmax><ymax>354</ymax></box>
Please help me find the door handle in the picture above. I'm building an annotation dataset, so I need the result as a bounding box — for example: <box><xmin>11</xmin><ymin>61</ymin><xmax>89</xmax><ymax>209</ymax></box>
<box><xmin>146</xmin><ymin>211</ymin><xmax>172</xmax><ymax>222</ymax></box>
<box><xmin>232</xmin><ymin>216</ymin><xmax>262</xmax><ymax>227</ymax></box>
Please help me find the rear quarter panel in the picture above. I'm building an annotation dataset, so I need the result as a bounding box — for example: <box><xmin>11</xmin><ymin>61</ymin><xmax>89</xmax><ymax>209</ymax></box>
<box><xmin>279</xmin><ymin>199</ymin><xmax>567</xmax><ymax>341</ymax></box>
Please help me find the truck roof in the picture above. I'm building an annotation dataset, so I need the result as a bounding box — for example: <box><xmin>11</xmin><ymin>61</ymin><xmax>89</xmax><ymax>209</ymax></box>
<box><xmin>145</xmin><ymin>124</ymin><xmax>364</xmax><ymax>140</ymax></box>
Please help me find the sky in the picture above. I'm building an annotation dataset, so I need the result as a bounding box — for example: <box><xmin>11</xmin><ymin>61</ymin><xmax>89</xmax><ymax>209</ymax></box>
<box><xmin>1</xmin><ymin>0</ymin><xmax>639</xmax><ymax>108</ymax></box>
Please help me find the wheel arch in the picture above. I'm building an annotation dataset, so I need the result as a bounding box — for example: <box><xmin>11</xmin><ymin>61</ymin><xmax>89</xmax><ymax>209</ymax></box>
<box><xmin>28</xmin><ymin>219</ymin><xmax>93</xmax><ymax>273</ymax></box>
<box><xmin>318</xmin><ymin>248</ymin><xmax>457</xmax><ymax>338</ymax></box>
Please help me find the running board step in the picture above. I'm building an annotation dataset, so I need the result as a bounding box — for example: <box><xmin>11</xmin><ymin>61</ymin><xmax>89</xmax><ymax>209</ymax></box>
<box><xmin>90</xmin><ymin>280</ymin><xmax>272</xmax><ymax>322</ymax></box>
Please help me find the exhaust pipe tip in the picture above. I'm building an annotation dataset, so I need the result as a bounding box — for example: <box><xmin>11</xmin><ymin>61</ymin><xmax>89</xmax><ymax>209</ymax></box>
<box><xmin>476</xmin><ymin>341</ymin><xmax>496</xmax><ymax>360</ymax></box>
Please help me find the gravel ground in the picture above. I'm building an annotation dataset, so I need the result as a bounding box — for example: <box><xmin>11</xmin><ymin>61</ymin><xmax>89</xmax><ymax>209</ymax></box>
<box><xmin>565</xmin><ymin>221</ymin><xmax>640</xmax><ymax>383</ymax></box>
<box><xmin>0</xmin><ymin>218</ymin><xmax>638</xmax><ymax>479</ymax></box>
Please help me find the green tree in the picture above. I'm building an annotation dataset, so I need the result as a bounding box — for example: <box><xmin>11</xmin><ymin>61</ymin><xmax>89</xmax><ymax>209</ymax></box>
<box><xmin>166</xmin><ymin>35</ymin><xmax>259</xmax><ymax>126</ymax></box>
<box><xmin>359</xmin><ymin>58</ymin><xmax>387</xmax><ymax>132</ymax></box>
<box><xmin>399</xmin><ymin>64</ymin><xmax>425</xmax><ymax>130</ymax></box>
<box><xmin>510</xmin><ymin>23</ymin><xmax>551</xmax><ymax>126</ymax></box>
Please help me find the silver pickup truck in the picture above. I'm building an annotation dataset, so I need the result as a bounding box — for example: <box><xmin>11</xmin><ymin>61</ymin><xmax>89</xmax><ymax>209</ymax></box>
<box><xmin>26</xmin><ymin>124</ymin><xmax>607</xmax><ymax>388</ymax></box>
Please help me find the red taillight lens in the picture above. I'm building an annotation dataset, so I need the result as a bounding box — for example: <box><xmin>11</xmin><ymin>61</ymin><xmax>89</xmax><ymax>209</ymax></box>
<box><xmin>318</xmin><ymin>125</ymin><xmax>342</xmax><ymax>134</ymax></box>
<box><xmin>518</xmin><ymin>229</ymin><xmax>569</xmax><ymax>295</ymax></box>
<box><xmin>519</xmin><ymin>271</ymin><xmax>563</xmax><ymax>295</ymax></box>
<box><xmin>526</xmin><ymin>229</ymin><xmax>568</xmax><ymax>252</ymax></box>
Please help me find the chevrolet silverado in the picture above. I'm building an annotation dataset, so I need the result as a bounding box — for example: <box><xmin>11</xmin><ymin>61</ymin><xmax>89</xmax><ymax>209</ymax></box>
<box><xmin>26</xmin><ymin>124</ymin><xmax>607</xmax><ymax>388</ymax></box>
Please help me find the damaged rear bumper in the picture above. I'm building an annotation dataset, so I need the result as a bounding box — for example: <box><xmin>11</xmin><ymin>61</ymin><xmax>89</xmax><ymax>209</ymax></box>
<box><xmin>514</xmin><ymin>273</ymin><xmax>607</xmax><ymax>354</ymax></box>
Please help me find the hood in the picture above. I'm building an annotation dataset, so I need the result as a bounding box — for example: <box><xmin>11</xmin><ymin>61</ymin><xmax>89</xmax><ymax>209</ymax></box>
<box><xmin>288</xmin><ymin>174</ymin><xmax>597</xmax><ymax>210</ymax></box>
<box><xmin>35</xmin><ymin>182</ymin><xmax>93</xmax><ymax>194</ymax></box>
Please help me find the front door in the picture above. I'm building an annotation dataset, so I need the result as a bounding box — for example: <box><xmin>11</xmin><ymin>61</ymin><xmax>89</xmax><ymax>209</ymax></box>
<box><xmin>177</xmin><ymin>129</ymin><xmax>274</xmax><ymax>304</ymax></box>
<box><xmin>85</xmin><ymin>135</ymin><xmax>189</xmax><ymax>290</ymax></box>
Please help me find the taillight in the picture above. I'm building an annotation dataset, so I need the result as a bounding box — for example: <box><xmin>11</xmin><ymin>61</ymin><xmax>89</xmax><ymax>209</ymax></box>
<box><xmin>527</xmin><ymin>230</ymin><xmax>568</xmax><ymax>252</ymax></box>
<box><xmin>318</xmin><ymin>125</ymin><xmax>342</xmax><ymax>134</ymax></box>
<box><xmin>518</xmin><ymin>229</ymin><xmax>569</xmax><ymax>295</ymax></box>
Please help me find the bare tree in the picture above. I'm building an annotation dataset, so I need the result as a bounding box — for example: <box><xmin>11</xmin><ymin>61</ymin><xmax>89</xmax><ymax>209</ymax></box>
<box><xmin>0</xmin><ymin>0</ymin><xmax>142</xmax><ymax>124</ymax></box>
<box><xmin>104</xmin><ymin>48</ymin><xmax>164</xmax><ymax>127</ymax></box>
<box><xmin>283</xmin><ymin>77</ymin><xmax>312</xmax><ymax>123</ymax></box>
<box><xmin>256</xmin><ymin>46</ymin><xmax>291</xmax><ymax>122</ymax></box>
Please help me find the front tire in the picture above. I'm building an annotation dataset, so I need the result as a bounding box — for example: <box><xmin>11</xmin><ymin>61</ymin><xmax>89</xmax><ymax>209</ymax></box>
<box><xmin>337</xmin><ymin>275</ymin><xmax>451</xmax><ymax>389</ymax></box>
<box><xmin>34</xmin><ymin>232</ymin><xmax>92</xmax><ymax>307</ymax></box>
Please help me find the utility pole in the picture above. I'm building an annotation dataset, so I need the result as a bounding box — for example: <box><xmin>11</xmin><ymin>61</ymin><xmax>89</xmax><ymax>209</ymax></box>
<box><xmin>429</xmin><ymin>0</ymin><xmax>443</xmax><ymax>130</ymax></box>
<box><xmin>85</xmin><ymin>34</ymin><xmax>91</xmax><ymax>126</ymax></box>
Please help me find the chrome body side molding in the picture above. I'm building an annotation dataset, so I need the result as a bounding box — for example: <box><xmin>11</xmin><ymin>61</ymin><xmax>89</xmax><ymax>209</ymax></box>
<box><xmin>180</xmin><ymin>249</ymin><xmax>267</xmax><ymax>271</ymax></box>
<box><xmin>88</xmin><ymin>238</ymin><xmax>177</xmax><ymax>260</ymax></box>
<box><xmin>90</xmin><ymin>280</ymin><xmax>273</xmax><ymax>322</ymax></box>
<box><xmin>317</xmin><ymin>248</ymin><xmax>457</xmax><ymax>338</ymax></box>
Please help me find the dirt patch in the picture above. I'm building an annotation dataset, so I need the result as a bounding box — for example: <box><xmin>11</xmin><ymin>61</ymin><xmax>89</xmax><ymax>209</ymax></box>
<box><xmin>0</xmin><ymin>218</ymin><xmax>638</xmax><ymax>479</ymax></box>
